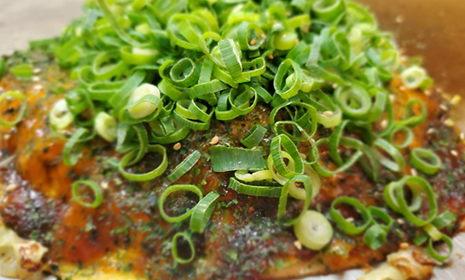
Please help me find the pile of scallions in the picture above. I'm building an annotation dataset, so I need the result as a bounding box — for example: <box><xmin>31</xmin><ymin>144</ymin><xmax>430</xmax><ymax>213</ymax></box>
<box><xmin>1</xmin><ymin>0</ymin><xmax>454</xmax><ymax>264</ymax></box>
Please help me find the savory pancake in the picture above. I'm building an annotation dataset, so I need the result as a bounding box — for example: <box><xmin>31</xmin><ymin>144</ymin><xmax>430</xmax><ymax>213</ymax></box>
<box><xmin>0</xmin><ymin>0</ymin><xmax>463</xmax><ymax>279</ymax></box>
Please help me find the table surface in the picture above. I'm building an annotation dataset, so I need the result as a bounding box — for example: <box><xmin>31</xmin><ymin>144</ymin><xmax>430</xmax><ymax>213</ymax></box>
<box><xmin>0</xmin><ymin>1</ymin><xmax>464</xmax><ymax>280</ymax></box>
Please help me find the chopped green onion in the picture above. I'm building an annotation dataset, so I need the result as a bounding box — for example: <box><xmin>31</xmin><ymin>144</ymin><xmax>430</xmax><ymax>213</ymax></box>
<box><xmin>368</xmin><ymin>206</ymin><xmax>393</xmax><ymax>232</ymax></box>
<box><xmin>171</xmin><ymin>232</ymin><xmax>195</xmax><ymax>264</ymax></box>
<box><xmin>373</xmin><ymin>138</ymin><xmax>405</xmax><ymax>172</ymax></box>
<box><xmin>384</xmin><ymin>176</ymin><xmax>438</xmax><ymax>226</ymax></box>
<box><xmin>311</xmin><ymin>137</ymin><xmax>363</xmax><ymax>177</ymax></box>
<box><xmin>330</xmin><ymin>196</ymin><xmax>372</xmax><ymax>235</ymax></box>
<box><xmin>210</xmin><ymin>146</ymin><xmax>267</xmax><ymax>172</ymax></box>
<box><xmin>190</xmin><ymin>192</ymin><xmax>220</xmax><ymax>233</ymax></box>
<box><xmin>424</xmin><ymin>223</ymin><xmax>442</xmax><ymax>241</ymax></box>
<box><xmin>10</xmin><ymin>64</ymin><xmax>33</xmax><ymax>79</ymax></box>
<box><xmin>228</xmin><ymin>177</ymin><xmax>282</xmax><ymax>197</ymax></box>
<box><xmin>119</xmin><ymin>145</ymin><xmax>168</xmax><ymax>182</ymax></box>
<box><xmin>432</xmin><ymin>211</ymin><xmax>457</xmax><ymax>229</ymax></box>
<box><xmin>313</xmin><ymin>0</ymin><xmax>346</xmax><ymax>23</ymax></box>
<box><xmin>234</xmin><ymin>170</ymin><xmax>273</xmax><ymax>182</ymax></box>
<box><xmin>400</xmin><ymin>66</ymin><xmax>427</xmax><ymax>89</ymax></box>
<box><xmin>395</xmin><ymin>98</ymin><xmax>427</xmax><ymax>128</ymax></box>
<box><xmin>94</xmin><ymin>112</ymin><xmax>118</xmax><ymax>142</ymax></box>
<box><xmin>168</xmin><ymin>151</ymin><xmax>201</xmax><ymax>183</ymax></box>
<box><xmin>363</xmin><ymin>224</ymin><xmax>387</xmax><ymax>250</ymax></box>
<box><xmin>293</xmin><ymin>210</ymin><xmax>333</xmax><ymax>250</ymax></box>
<box><xmin>278</xmin><ymin>175</ymin><xmax>313</xmax><ymax>226</ymax></box>
<box><xmin>388</xmin><ymin>125</ymin><xmax>413</xmax><ymax>149</ymax></box>
<box><xmin>127</xmin><ymin>84</ymin><xmax>161</xmax><ymax>120</ymax></box>
<box><xmin>270</xmin><ymin>134</ymin><xmax>304</xmax><ymax>179</ymax></box>
<box><xmin>427</xmin><ymin>234</ymin><xmax>453</xmax><ymax>262</ymax></box>
<box><xmin>63</xmin><ymin>128</ymin><xmax>92</xmax><ymax>166</ymax></box>
<box><xmin>240</xmin><ymin>124</ymin><xmax>267</xmax><ymax>148</ymax></box>
<box><xmin>0</xmin><ymin>57</ymin><xmax>7</xmax><ymax>78</ymax></box>
<box><xmin>410</xmin><ymin>148</ymin><xmax>442</xmax><ymax>175</ymax></box>
<box><xmin>0</xmin><ymin>91</ymin><xmax>27</xmax><ymax>128</ymax></box>
<box><xmin>71</xmin><ymin>180</ymin><xmax>103</xmax><ymax>208</ymax></box>
<box><xmin>335</xmin><ymin>86</ymin><xmax>372</xmax><ymax>118</ymax></box>
<box><xmin>158</xmin><ymin>185</ymin><xmax>203</xmax><ymax>223</ymax></box>
<box><xmin>49</xmin><ymin>99</ymin><xmax>74</xmax><ymax>129</ymax></box>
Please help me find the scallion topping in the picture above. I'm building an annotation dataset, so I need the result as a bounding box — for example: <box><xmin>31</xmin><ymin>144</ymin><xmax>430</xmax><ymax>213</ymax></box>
<box><xmin>71</xmin><ymin>180</ymin><xmax>103</xmax><ymax>208</ymax></box>
<box><xmin>168</xmin><ymin>151</ymin><xmax>201</xmax><ymax>183</ymax></box>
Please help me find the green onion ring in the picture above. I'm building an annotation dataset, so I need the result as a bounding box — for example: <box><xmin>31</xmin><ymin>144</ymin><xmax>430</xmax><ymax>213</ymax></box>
<box><xmin>274</xmin><ymin>59</ymin><xmax>303</xmax><ymax>99</ymax></box>
<box><xmin>410</xmin><ymin>148</ymin><xmax>442</xmax><ymax>175</ymax></box>
<box><xmin>171</xmin><ymin>232</ymin><xmax>196</xmax><ymax>264</ymax></box>
<box><xmin>395</xmin><ymin>98</ymin><xmax>427</xmax><ymax>128</ymax></box>
<box><xmin>71</xmin><ymin>180</ymin><xmax>103</xmax><ymax>208</ymax></box>
<box><xmin>119</xmin><ymin>144</ymin><xmax>168</xmax><ymax>181</ymax></box>
<box><xmin>368</xmin><ymin>206</ymin><xmax>393</xmax><ymax>232</ymax></box>
<box><xmin>373</xmin><ymin>138</ymin><xmax>405</xmax><ymax>172</ymax></box>
<box><xmin>330</xmin><ymin>196</ymin><xmax>372</xmax><ymax>235</ymax></box>
<box><xmin>278</xmin><ymin>175</ymin><xmax>313</xmax><ymax>227</ymax></box>
<box><xmin>159</xmin><ymin>184</ymin><xmax>203</xmax><ymax>223</ymax></box>
<box><xmin>271</xmin><ymin>134</ymin><xmax>304</xmax><ymax>179</ymax></box>
<box><xmin>189</xmin><ymin>192</ymin><xmax>220</xmax><ymax>233</ymax></box>
<box><xmin>0</xmin><ymin>91</ymin><xmax>27</xmax><ymax>128</ymax></box>
<box><xmin>427</xmin><ymin>234</ymin><xmax>453</xmax><ymax>262</ymax></box>
<box><xmin>388</xmin><ymin>125</ymin><xmax>414</xmax><ymax>149</ymax></box>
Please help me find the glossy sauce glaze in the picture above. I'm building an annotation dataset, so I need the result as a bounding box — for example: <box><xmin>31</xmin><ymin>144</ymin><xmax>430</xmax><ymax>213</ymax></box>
<box><xmin>0</xmin><ymin>52</ymin><xmax>464</xmax><ymax>280</ymax></box>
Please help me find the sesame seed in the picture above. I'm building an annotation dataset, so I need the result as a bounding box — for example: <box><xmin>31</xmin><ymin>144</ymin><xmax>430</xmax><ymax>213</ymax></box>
<box><xmin>380</xmin><ymin>120</ymin><xmax>388</xmax><ymax>128</ymax></box>
<box><xmin>173</xmin><ymin>142</ymin><xmax>182</xmax><ymax>151</ymax></box>
<box><xmin>323</xmin><ymin>111</ymin><xmax>334</xmax><ymax>117</ymax></box>
<box><xmin>424</xmin><ymin>90</ymin><xmax>432</xmax><ymax>96</ymax></box>
<box><xmin>451</xmin><ymin>150</ymin><xmax>458</xmax><ymax>157</ymax></box>
<box><xmin>427</xmin><ymin>128</ymin><xmax>436</xmax><ymax>134</ymax></box>
<box><xmin>294</xmin><ymin>240</ymin><xmax>302</xmax><ymax>250</ymax></box>
<box><xmin>33</xmin><ymin>84</ymin><xmax>43</xmax><ymax>91</ymax></box>
<box><xmin>5</xmin><ymin>184</ymin><xmax>18</xmax><ymax>192</ymax></box>
<box><xmin>389</xmin><ymin>94</ymin><xmax>396</xmax><ymax>103</ymax></box>
<box><xmin>100</xmin><ymin>182</ymin><xmax>109</xmax><ymax>189</ymax></box>
<box><xmin>411</xmin><ymin>168</ymin><xmax>418</xmax><ymax>177</ymax></box>
<box><xmin>32</xmin><ymin>76</ymin><xmax>40</xmax><ymax>82</ymax></box>
<box><xmin>250</xmin><ymin>39</ymin><xmax>257</xmax><ymax>45</ymax></box>
<box><xmin>395</xmin><ymin>15</ymin><xmax>404</xmax><ymax>23</ymax></box>
<box><xmin>332</xmin><ymin>84</ymin><xmax>338</xmax><ymax>89</ymax></box>
<box><xmin>440</xmin><ymin>104</ymin><xmax>448</xmax><ymax>111</ymax></box>
<box><xmin>444</xmin><ymin>118</ymin><xmax>455</xmax><ymax>127</ymax></box>
<box><xmin>346</xmin><ymin>217</ymin><xmax>355</xmax><ymax>223</ymax></box>
<box><xmin>401</xmin><ymin>56</ymin><xmax>408</xmax><ymax>63</ymax></box>
<box><xmin>460</xmin><ymin>133</ymin><xmax>465</xmax><ymax>140</ymax></box>
<box><xmin>399</xmin><ymin>86</ymin><xmax>406</xmax><ymax>91</ymax></box>
<box><xmin>210</xmin><ymin>135</ymin><xmax>219</xmax><ymax>145</ymax></box>
<box><xmin>400</xmin><ymin>243</ymin><xmax>409</xmax><ymax>250</ymax></box>
<box><xmin>0</xmin><ymin>86</ymin><xmax>3</xmax><ymax>92</ymax></box>
<box><xmin>397</xmin><ymin>218</ymin><xmax>405</xmax><ymax>225</ymax></box>
<box><xmin>3</xmin><ymin>134</ymin><xmax>10</xmax><ymax>140</ymax></box>
<box><xmin>451</xmin><ymin>95</ymin><xmax>461</xmax><ymax>106</ymax></box>
<box><xmin>260</xmin><ymin>34</ymin><xmax>267</xmax><ymax>40</ymax></box>
<box><xmin>33</xmin><ymin>68</ymin><xmax>41</xmax><ymax>74</ymax></box>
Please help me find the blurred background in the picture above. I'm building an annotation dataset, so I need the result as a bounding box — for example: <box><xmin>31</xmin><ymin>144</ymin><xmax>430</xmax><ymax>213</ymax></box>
<box><xmin>0</xmin><ymin>1</ymin><xmax>464</xmax><ymax>279</ymax></box>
